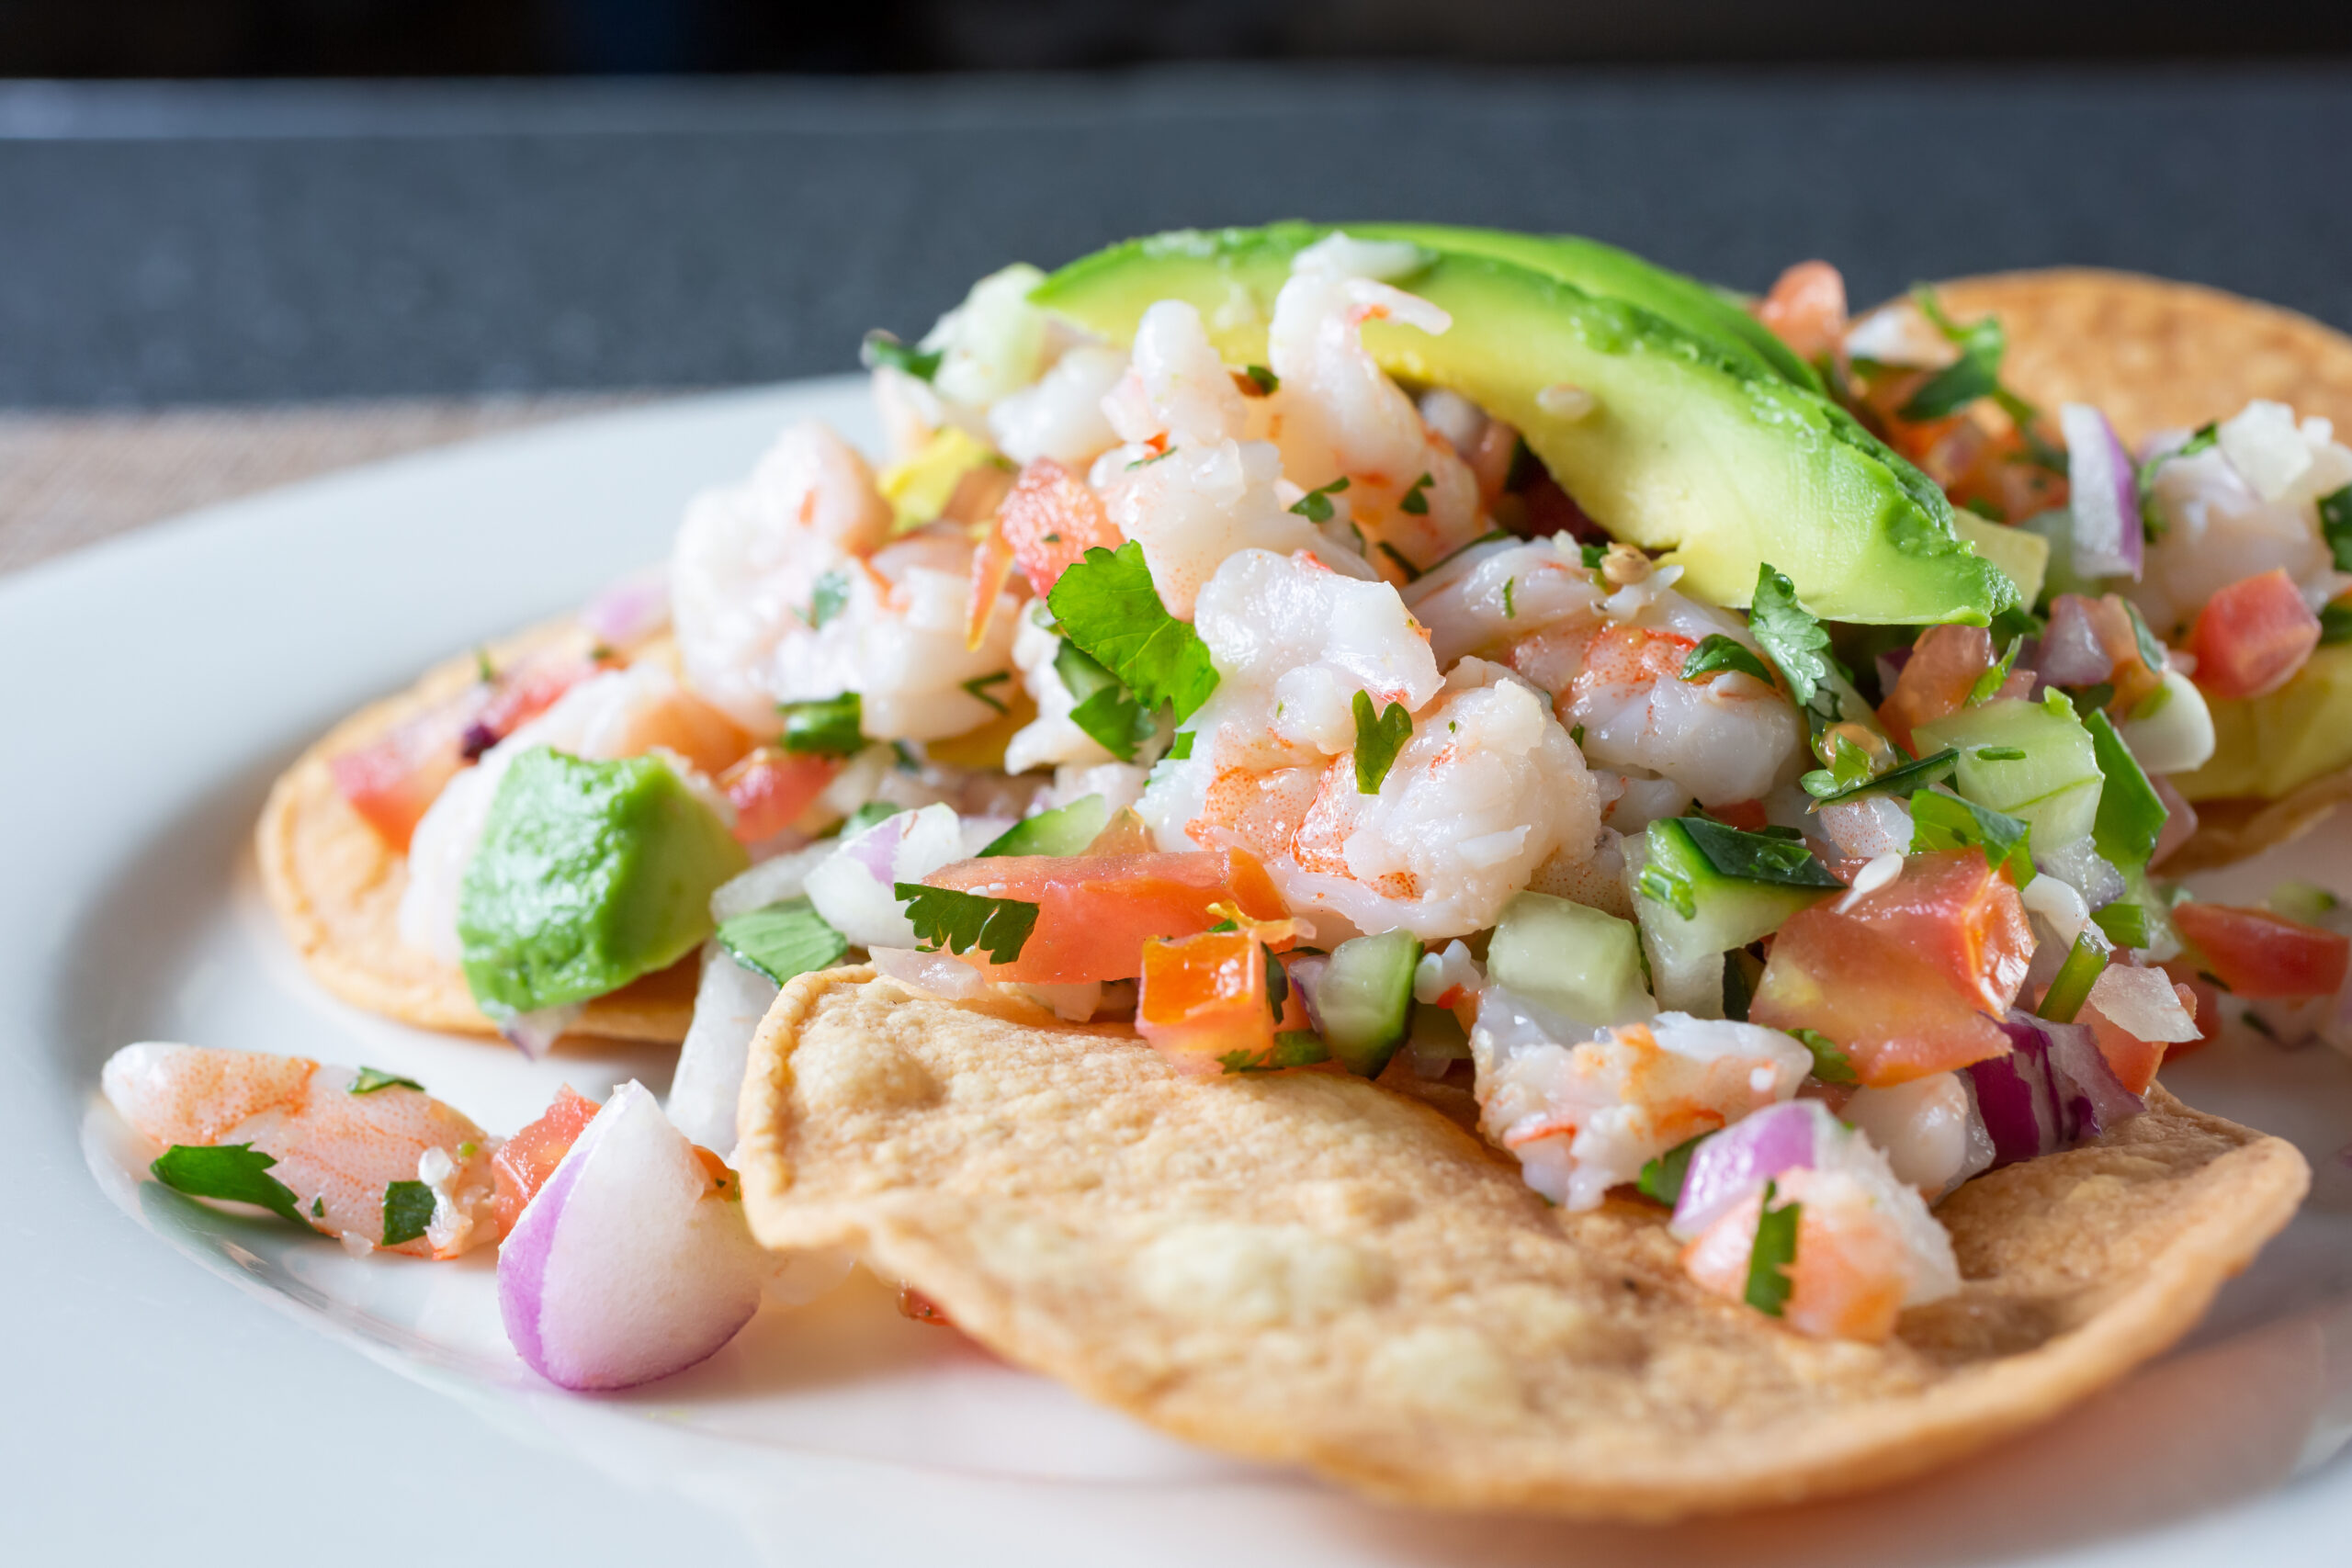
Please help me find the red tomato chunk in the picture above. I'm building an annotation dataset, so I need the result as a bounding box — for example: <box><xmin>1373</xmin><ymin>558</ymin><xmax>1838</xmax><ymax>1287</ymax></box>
<box><xmin>2172</xmin><ymin>902</ymin><xmax>2350</xmax><ymax>998</ymax></box>
<box><xmin>922</xmin><ymin>849</ymin><xmax>1287</xmax><ymax>984</ymax></box>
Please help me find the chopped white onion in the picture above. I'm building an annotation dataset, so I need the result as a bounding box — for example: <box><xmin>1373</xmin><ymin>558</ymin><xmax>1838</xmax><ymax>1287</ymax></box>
<box><xmin>869</xmin><ymin>945</ymin><xmax>984</xmax><ymax>999</ymax></box>
<box><xmin>2086</xmin><ymin>965</ymin><xmax>2200</xmax><ymax>1043</ymax></box>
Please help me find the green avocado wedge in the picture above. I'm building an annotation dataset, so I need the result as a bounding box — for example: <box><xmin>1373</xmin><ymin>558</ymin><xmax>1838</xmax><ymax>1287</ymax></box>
<box><xmin>1030</xmin><ymin>223</ymin><xmax>2012</xmax><ymax>626</ymax></box>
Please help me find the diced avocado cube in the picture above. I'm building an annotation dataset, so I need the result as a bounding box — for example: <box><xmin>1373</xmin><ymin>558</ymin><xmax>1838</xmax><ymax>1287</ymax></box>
<box><xmin>1917</xmin><ymin>696</ymin><xmax>2104</xmax><ymax>850</ymax></box>
<box><xmin>1032</xmin><ymin>223</ymin><xmax>2011</xmax><ymax>626</ymax></box>
<box><xmin>458</xmin><ymin>747</ymin><xmax>750</xmax><ymax>1018</ymax></box>
<box><xmin>1486</xmin><ymin>891</ymin><xmax>1653</xmax><ymax>1027</ymax></box>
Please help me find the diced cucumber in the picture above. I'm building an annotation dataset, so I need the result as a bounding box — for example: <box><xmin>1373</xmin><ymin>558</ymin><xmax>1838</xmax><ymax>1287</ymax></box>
<box><xmin>1306</xmin><ymin>929</ymin><xmax>1422</xmax><ymax>1077</ymax></box>
<box><xmin>1487</xmin><ymin>891</ymin><xmax>1653</xmax><ymax>1027</ymax></box>
<box><xmin>1636</xmin><ymin>817</ymin><xmax>1840</xmax><ymax>960</ymax></box>
<box><xmin>1917</xmin><ymin>695</ymin><xmax>2104</xmax><ymax>849</ymax></box>
<box><xmin>1404</xmin><ymin>1001</ymin><xmax>1471</xmax><ymax>1078</ymax></box>
<box><xmin>979</xmin><ymin>793</ymin><xmax>1108</xmax><ymax>858</ymax></box>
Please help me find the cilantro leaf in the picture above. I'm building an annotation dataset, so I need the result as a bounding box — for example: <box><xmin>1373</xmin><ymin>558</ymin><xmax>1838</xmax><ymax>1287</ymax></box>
<box><xmin>1748</xmin><ymin>563</ymin><xmax>1833</xmax><ymax>710</ymax></box>
<box><xmin>1351</xmin><ymin>690</ymin><xmax>1413</xmax><ymax>795</ymax></box>
<box><xmin>2322</xmin><ymin>603</ymin><xmax>2352</xmax><ymax>647</ymax></box>
<box><xmin>779</xmin><ymin>692</ymin><xmax>864</xmax><ymax>756</ymax></box>
<box><xmin>1637</xmin><ymin>1133</ymin><xmax>1706</xmax><ymax>1205</ymax></box>
<box><xmin>1792</xmin><ymin>1027</ymin><xmax>1857</xmax><ymax>1085</ymax></box>
<box><xmin>1168</xmin><ymin>729</ymin><xmax>1195</xmax><ymax>761</ymax></box>
<box><xmin>1045</xmin><ymin>541</ymin><xmax>1220</xmax><ymax>722</ymax></box>
<box><xmin>718</xmin><ymin>896</ymin><xmax>850</xmax><ymax>986</ymax></box>
<box><xmin>1055</xmin><ymin>638</ymin><xmax>1157</xmax><ymax>762</ymax></box>
<box><xmin>1374</xmin><ymin>540</ymin><xmax>1423</xmax><ymax>582</ymax></box>
<box><xmin>1241</xmin><ymin>364</ymin><xmax>1279</xmax><ymax>396</ymax></box>
<box><xmin>958</xmin><ymin>670</ymin><xmax>1013</xmax><ymax>716</ymax></box>
<box><xmin>2323</xmin><ymin>484</ymin><xmax>2352</xmax><ymax>571</ymax></box>
<box><xmin>1805</xmin><ymin>746</ymin><xmax>1960</xmax><ymax>804</ymax></box>
<box><xmin>1898</xmin><ymin>287</ymin><xmax>2005</xmax><ymax>422</ymax></box>
<box><xmin>1968</xmin><ymin>637</ymin><xmax>2022</xmax><ymax>705</ymax></box>
<box><xmin>1218</xmin><ymin>1032</ymin><xmax>1330</xmax><ymax>1075</ymax></box>
<box><xmin>1288</xmin><ymin>476</ymin><xmax>1351</xmax><ymax>523</ymax></box>
<box><xmin>1973</xmin><ymin>746</ymin><xmax>2028</xmax><ymax>761</ymax></box>
<box><xmin>1681</xmin><ymin>635</ymin><xmax>1776</xmax><ymax>687</ymax></box>
<box><xmin>808</xmin><ymin>569</ymin><xmax>852</xmax><ymax>630</ymax></box>
<box><xmin>895</xmin><ymin>883</ymin><xmax>1040</xmax><ymax>964</ymax></box>
<box><xmin>861</xmin><ymin>330</ymin><xmax>942</xmax><ymax>381</ymax></box>
<box><xmin>1503</xmin><ymin>577</ymin><xmax>1517</xmax><ymax>618</ymax></box>
<box><xmin>150</xmin><ymin>1144</ymin><xmax>308</xmax><ymax>1226</ymax></box>
<box><xmin>349</xmin><ymin>1067</ymin><xmax>423</xmax><ymax>1095</ymax></box>
<box><xmin>1798</xmin><ymin>731</ymin><xmax>1876</xmax><ymax>798</ymax></box>
<box><xmin>1744</xmin><ymin>1180</ymin><xmax>1802</xmax><ymax>1317</ymax></box>
<box><xmin>381</xmin><ymin>1179</ymin><xmax>435</xmax><ymax>1247</ymax></box>
<box><xmin>1578</xmin><ymin>541</ymin><xmax>1607</xmax><ymax>570</ymax></box>
<box><xmin>2085</xmin><ymin>708</ymin><xmax>2166</xmax><ymax>872</ymax></box>
<box><xmin>1262</xmin><ymin>942</ymin><xmax>1290</xmax><ymax>1015</ymax></box>
<box><xmin>1399</xmin><ymin>471</ymin><xmax>1434</xmax><ymax>515</ymax></box>
<box><xmin>1910</xmin><ymin>788</ymin><xmax>2035</xmax><ymax>887</ymax></box>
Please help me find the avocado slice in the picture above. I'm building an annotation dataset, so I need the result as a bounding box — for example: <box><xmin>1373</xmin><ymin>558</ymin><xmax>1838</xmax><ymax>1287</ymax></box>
<box><xmin>458</xmin><ymin>747</ymin><xmax>750</xmax><ymax>1018</ymax></box>
<box><xmin>1030</xmin><ymin>223</ymin><xmax>2010</xmax><ymax>626</ymax></box>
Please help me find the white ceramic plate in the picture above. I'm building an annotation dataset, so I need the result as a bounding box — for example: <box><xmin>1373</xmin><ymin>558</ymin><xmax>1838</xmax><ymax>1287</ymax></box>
<box><xmin>9</xmin><ymin>379</ymin><xmax>2352</xmax><ymax>1567</ymax></box>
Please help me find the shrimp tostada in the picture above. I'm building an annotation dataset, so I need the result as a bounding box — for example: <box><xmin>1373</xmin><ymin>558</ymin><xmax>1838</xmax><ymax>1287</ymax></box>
<box><xmin>210</xmin><ymin>222</ymin><xmax>2352</xmax><ymax>1513</ymax></box>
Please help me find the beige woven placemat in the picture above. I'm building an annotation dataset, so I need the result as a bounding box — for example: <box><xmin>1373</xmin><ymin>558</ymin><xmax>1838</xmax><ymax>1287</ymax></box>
<box><xmin>0</xmin><ymin>395</ymin><xmax>650</xmax><ymax>578</ymax></box>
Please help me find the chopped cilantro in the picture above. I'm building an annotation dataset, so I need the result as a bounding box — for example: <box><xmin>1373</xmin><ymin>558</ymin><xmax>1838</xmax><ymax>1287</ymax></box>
<box><xmin>1910</xmin><ymin>788</ymin><xmax>2035</xmax><ymax>888</ymax></box>
<box><xmin>1168</xmin><ymin>729</ymin><xmax>1195</xmax><ymax>761</ymax></box>
<box><xmin>1681</xmin><ymin>635</ymin><xmax>1776</xmax><ymax>687</ymax></box>
<box><xmin>473</xmin><ymin>647</ymin><xmax>496</xmax><ymax>684</ymax></box>
<box><xmin>1748</xmin><ymin>563</ymin><xmax>1834</xmax><ymax>710</ymax></box>
<box><xmin>1973</xmin><ymin>746</ymin><xmax>2029</xmax><ymax>761</ymax></box>
<box><xmin>1503</xmin><ymin>577</ymin><xmax>1517</xmax><ymax>618</ymax></box>
<box><xmin>1219</xmin><ymin>1032</ymin><xmax>1330</xmax><ymax>1075</ymax></box>
<box><xmin>1792</xmin><ymin>1028</ymin><xmax>1857</xmax><ymax>1085</ymax></box>
<box><xmin>891</xmin><ymin>739</ymin><xmax>921</xmax><ymax>771</ymax></box>
<box><xmin>1046</xmin><ymin>540</ymin><xmax>1220</xmax><ymax>722</ymax></box>
<box><xmin>808</xmin><ymin>570</ymin><xmax>852</xmax><ymax>630</ymax></box>
<box><xmin>1636</xmin><ymin>1133</ymin><xmax>1706</xmax><ymax>1205</ymax></box>
<box><xmin>1569</xmin><ymin>723</ymin><xmax>1586</xmax><ymax>747</ymax></box>
<box><xmin>1126</xmin><ymin>447</ymin><xmax>1175</xmax><ymax>470</ymax></box>
<box><xmin>1398</xmin><ymin>471</ymin><xmax>1434</xmax><ymax>515</ymax></box>
<box><xmin>1374</xmin><ymin>540</ymin><xmax>1422</xmax><ymax>582</ymax></box>
<box><xmin>2092</xmin><ymin>901</ymin><xmax>2152</xmax><ymax>950</ymax></box>
<box><xmin>1968</xmin><ymin>638</ymin><xmax>2023</xmax><ymax>705</ymax></box>
<box><xmin>1683</xmin><ymin>817</ymin><xmax>1842</xmax><ymax>888</ymax></box>
<box><xmin>2085</xmin><ymin>708</ymin><xmax>2167</xmax><ymax>871</ymax></box>
<box><xmin>1805</xmin><ymin>746</ymin><xmax>1959</xmax><ymax>804</ymax></box>
<box><xmin>1242</xmin><ymin>364</ymin><xmax>1279</xmax><ymax>396</ymax></box>
<box><xmin>895</xmin><ymin>883</ymin><xmax>1041</xmax><ymax>964</ymax></box>
<box><xmin>311</xmin><ymin>1196</ymin><xmax>324</xmax><ymax>1218</ymax></box>
<box><xmin>779</xmin><ymin>692</ymin><xmax>865</xmax><ymax>756</ymax></box>
<box><xmin>2323</xmin><ymin>485</ymin><xmax>2352</xmax><ymax>571</ymax></box>
<box><xmin>1898</xmin><ymin>286</ymin><xmax>2006</xmax><ymax>422</ymax></box>
<box><xmin>1055</xmin><ymin>639</ymin><xmax>1157</xmax><ymax>762</ymax></box>
<box><xmin>349</xmin><ymin>1067</ymin><xmax>423</xmax><ymax>1095</ymax></box>
<box><xmin>959</xmin><ymin>670</ymin><xmax>1013</xmax><ymax>716</ymax></box>
<box><xmin>381</xmin><ymin>1180</ymin><xmax>435</xmax><ymax>1248</ymax></box>
<box><xmin>861</xmin><ymin>330</ymin><xmax>942</xmax><ymax>381</ymax></box>
<box><xmin>150</xmin><ymin>1144</ymin><xmax>307</xmax><ymax>1226</ymax></box>
<box><xmin>1289</xmin><ymin>476</ymin><xmax>1351</xmax><ymax>523</ymax></box>
<box><xmin>718</xmin><ymin>897</ymin><xmax>850</xmax><ymax>986</ymax></box>
<box><xmin>1744</xmin><ymin>1180</ymin><xmax>1802</xmax><ymax>1317</ymax></box>
<box><xmin>1262</xmin><ymin>942</ymin><xmax>1290</xmax><ymax>1015</ymax></box>
<box><xmin>1351</xmin><ymin>690</ymin><xmax>1413</xmax><ymax>795</ymax></box>
<box><xmin>2323</xmin><ymin>603</ymin><xmax>2352</xmax><ymax>647</ymax></box>
<box><xmin>1578</xmin><ymin>541</ymin><xmax>1607</xmax><ymax>571</ymax></box>
<box><xmin>1797</xmin><ymin>731</ymin><xmax>1876</xmax><ymax>798</ymax></box>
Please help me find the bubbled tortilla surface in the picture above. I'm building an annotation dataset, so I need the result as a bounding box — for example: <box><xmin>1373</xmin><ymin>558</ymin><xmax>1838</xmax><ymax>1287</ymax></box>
<box><xmin>255</xmin><ymin>619</ymin><xmax>696</xmax><ymax>1043</ymax></box>
<box><xmin>740</xmin><ymin>969</ymin><xmax>2307</xmax><ymax>1519</ymax></box>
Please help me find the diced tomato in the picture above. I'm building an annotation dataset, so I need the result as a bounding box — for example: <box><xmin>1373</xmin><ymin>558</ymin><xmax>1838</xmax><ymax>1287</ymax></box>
<box><xmin>719</xmin><ymin>747</ymin><xmax>840</xmax><ymax>844</ymax></box>
<box><xmin>2080</xmin><ymin>978</ymin><xmax>2196</xmax><ymax>1096</ymax></box>
<box><xmin>492</xmin><ymin>1086</ymin><xmax>601</xmax><ymax>1237</ymax></box>
<box><xmin>2172</xmin><ymin>901</ymin><xmax>2350</xmax><ymax>998</ymax></box>
<box><xmin>1710</xmin><ymin>798</ymin><xmax>1770</xmax><ymax>833</ymax></box>
<box><xmin>1877</xmin><ymin>625</ymin><xmax>1995</xmax><ymax>756</ymax></box>
<box><xmin>1136</xmin><ymin>929</ymin><xmax>1278</xmax><ymax>1074</ymax></box>
<box><xmin>996</xmin><ymin>457</ymin><xmax>1123</xmax><ymax>597</ymax></box>
<box><xmin>2186</xmin><ymin>569</ymin><xmax>2322</xmax><ymax>700</ymax></box>
<box><xmin>330</xmin><ymin>722</ymin><xmax>469</xmax><ymax>852</ymax></box>
<box><xmin>1749</xmin><ymin>850</ymin><xmax>2033</xmax><ymax>1085</ymax></box>
<box><xmin>1755</xmin><ymin>260</ymin><xmax>1847</xmax><ymax>364</ymax></box>
<box><xmin>922</xmin><ymin>849</ymin><xmax>1287</xmax><ymax>984</ymax></box>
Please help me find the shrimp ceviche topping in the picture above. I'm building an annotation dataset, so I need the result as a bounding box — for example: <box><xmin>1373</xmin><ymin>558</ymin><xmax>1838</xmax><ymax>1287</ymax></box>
<box><xmin>134</xmin><ymin>225</ymin><xmax>2350</xmax><ymax>1405</ymax></box>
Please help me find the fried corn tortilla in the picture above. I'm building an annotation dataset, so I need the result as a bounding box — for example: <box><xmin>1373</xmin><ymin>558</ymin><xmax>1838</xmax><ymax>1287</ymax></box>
<box><xmin>739</xmin><ymin>968</ymin><xmax>2308</xmax><ymax>1519</ymax></box>
<box><xmin>1929</xmin><ymin>269</ymin><xmax>2352</xmax><ymax>863</ymax></box>
<box><xmin>254</xmin><ymin>619</ymin><xmax>697</xmax><ymax>1043</ymax></box>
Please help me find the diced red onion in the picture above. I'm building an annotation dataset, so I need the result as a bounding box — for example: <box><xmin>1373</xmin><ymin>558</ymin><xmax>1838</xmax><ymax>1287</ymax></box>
<box><xmin>2038</xmin><ymin>594</ymin><xmax>2116</xmax><ymax>686</ymax></box>
<box><xmin>846</xmin><ymin>812</ymin><xmax>910</xmax><ymax>883</ymax></box>
<box><xmin>1966</xmin><ymin>1010</ymin><xmax>2146</xmax><ymax>1170</ymax></box>
<box><xmin>1670</xmin><ymin>1100</ymin><xmax>1823</xmax><ymax>1237</ymax></box>
<box><xmin>2061</xmin><ymin>404</ymin><xmax>2143</xmax><ymax>581</ymax></box>
<box><xmin>580</xmin><ymin>566</ymin><xmax>673</xmax><ymax>652</ymax></box>
<box><xmin>1875</xmin><ymin>644</ymin><xmax>1913</xmax><ymax>699</ymax></box>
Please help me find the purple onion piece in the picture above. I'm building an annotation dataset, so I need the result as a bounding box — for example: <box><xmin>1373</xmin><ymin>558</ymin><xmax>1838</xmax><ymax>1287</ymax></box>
<box><xmin>500</xmin><ymin>1001</ymin><xmax>584</xmax><ymax>1061</ymax></box>
<box><xmin>2044</xmin><ymin>1019</ymin><xmax>2146</xmax><ymax>1136</ymax></box>
<box><xmin>580</xmin><ymin>566</ymin><xmax>673</xmax><ymax>651</ymax></box>
<box><xmin>1671</xmin><ymin>1100</ymin><xmax>1823</xmax><ymax>1237</ymax></box>
<box><xmin>2038</xmin><ymin>593</ymin><xmax>2117</xmax><ymax>685</ymax></box>
<box><xmin>1968</xmin><ymin>1010</ymin><xmax>2147</xmax><ymax>1171</ymax></box>
<box><xmin>2062</xmin><ymin>403</ymin><xmax>2143</xmax><ymax>581</ymax></box>
<box><xmin>458</xmin><ymin>720</ymin><xmax>501</xmax><ymax>761</ymax></box>
<box><xmin>846</xmin><ymin>812</ymin><xmax>910</xmax><ymax>884</ymax></box>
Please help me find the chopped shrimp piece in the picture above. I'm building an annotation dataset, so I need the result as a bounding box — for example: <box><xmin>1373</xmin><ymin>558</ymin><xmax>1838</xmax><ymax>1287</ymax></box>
<box><xmin>1679</xmin><ymin>1167</ymin><xmax>1914</xmax><ymax>1341</ymax></box>
<box><xmin>996</xmin><ymin>457</ymin><xmax>1123</xmax><ymax>597</ymax></box>
<box><xmin>1754</xmin><ymin>260</ymin><xmax>1847</xmax><ymax>364</ymax></box>
<box><xmin>1878</xmin><ymin>624</ymin><xmax>1995</xmax><ymax>756</ymax></box>
<box><xmin>103</xmin><ymin>1043</ymin><xmax>498</xmax><ymax>1259</ymax></box>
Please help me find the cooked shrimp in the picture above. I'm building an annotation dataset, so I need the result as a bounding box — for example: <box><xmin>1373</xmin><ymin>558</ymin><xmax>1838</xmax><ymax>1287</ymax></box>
<box><xmin>1262</xmin><ymin>234</ymin><xmax>1486</xmax><ymax>574</ymax></box>
<box><xmin>1754</xmin><ymin>260</ymin><xmax>1847</xmax><ymax>365</ymax></box>
<box><xmin>672</xmin><ymin>421</ymin><xmax>1023</xmax><ymax>741</ymax></box>
<box><xmin>989</xmin><ymin>344</ymin><xmax>1125</xmax><ymax>468</ymax></box>
<box><xmin>1469</xmin><ymin>1001</ymin><xmax>1813</xmax><ymax>1211</ymax></box>
<box><xmin>1406</xmin><ymin>536</ymin><xmax>1805</xmax><ymax>806</ymax></box>
<box><xmin>2133</xmin><ymin>400</ymin><xmax>2352</xmax><ymax>637</ymax></box>
<box><xmin>103</xmin><ymin>1043</ymin><xmax>498</xmax><ymax>1259</ymax></box>
<box><xmin>398</xmin><ymin>661</ymin><xmax>744</xmax><ymax>964</ymax></box>
<box><xmin>1679</xmin><ymin>1167</ymin><xmax>1916</xmax><ymax>1341</ymax></box>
